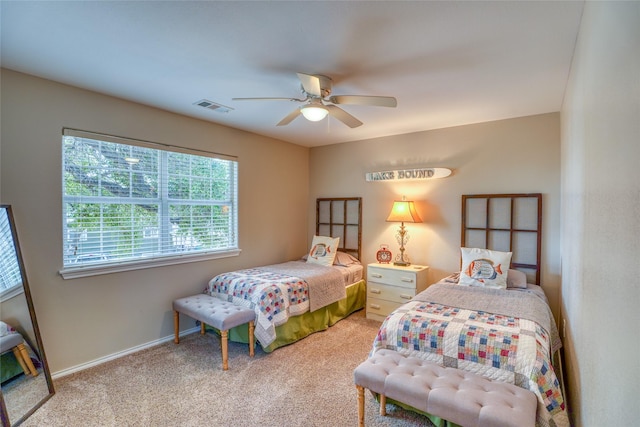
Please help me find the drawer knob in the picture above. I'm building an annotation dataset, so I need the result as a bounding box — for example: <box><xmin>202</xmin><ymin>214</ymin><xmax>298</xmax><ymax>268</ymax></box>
<box><xmin>369</xmin><ymin>304</ymin><xmax>381</xmax><ymax>310</ymax></box>
<box><xmin>370</xmin><ymin>289</ymin><xmax>381</xmax><ymax>294</ymax></box>
<box><xmin>371</xmin><ymin>273</ymin><xmax>383</xmax><ymax>278</ymax></box>
<box><xmin>400</xmin><ymin>294</ymin><xmax>412</xmax><ymax>300</ymax></box>
<box><xmin>401</xmin><ymin>277</ymin><xmax>414</xmax><ymax>283</ymax></box>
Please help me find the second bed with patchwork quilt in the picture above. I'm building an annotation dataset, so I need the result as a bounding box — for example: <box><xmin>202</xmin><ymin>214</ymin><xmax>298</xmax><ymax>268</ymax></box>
<box><xmin>363</xmin><ymin>193</ymin><xmax>570</xmax><ymax>427</ymax></box>
<box><xmin>372</xmin><ymin>280</ymin><xmax>569</xmax><ymax>427</ymax></box>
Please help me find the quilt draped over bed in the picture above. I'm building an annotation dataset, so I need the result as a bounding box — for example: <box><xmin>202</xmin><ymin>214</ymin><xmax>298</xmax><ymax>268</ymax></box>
<box><xmin>207</xmin><ymin>261</ymin><xmax>346</xmax><ymax>347</ymax></box>
<box><xmin>372</xmin><ymin>283</ymin><xmax>569</xmax><ymax>427</ymax></box>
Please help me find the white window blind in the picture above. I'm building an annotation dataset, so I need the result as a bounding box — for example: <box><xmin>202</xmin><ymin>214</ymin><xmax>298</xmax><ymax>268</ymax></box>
<box><xmin>61</xmin><ymin>129</ymin><xmax>238</xmax><ymax>274</ymax></box>
<box><xmin>0</xmin><ymin>207</ymin><xmax>23</xmax><ymax>296</ymax></box>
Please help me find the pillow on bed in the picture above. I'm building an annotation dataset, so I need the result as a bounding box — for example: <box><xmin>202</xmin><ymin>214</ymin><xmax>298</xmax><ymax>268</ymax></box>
<box><xmin>333</xmin><ymin>251</ymin><xmax>360</xmax><ymax>266</ymax></box>
<box><xmin>301</xmin><ymin>251</ymin><xmax>359</xmax><ymax>266</ymax></box>
<box><xmin>507</xmin><ymin>268</ymin><xmax>528</xmax><ymax>289</ymax></box>
<box><xmin>440</xmin><ymin>269</ymin><xmax>527</xmax><ymax>289</ymax></box>
<box><xmin>306</xmin><ymin>235</ymin><xmax>340</xmax><ymax>267</ymax></box>
<box><xmin>459</xmin><ymin>247</ymin><xmax>512</xmax><ymax>289</ymax></box>
<box><xmin>0</xmin><ymin>321</ymin><xmax>16</xmax><ymax>337</ymax></box>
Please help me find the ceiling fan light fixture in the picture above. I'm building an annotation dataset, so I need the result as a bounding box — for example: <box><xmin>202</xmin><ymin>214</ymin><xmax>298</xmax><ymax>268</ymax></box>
<box><xmin>300</xmin><ymin>105</ymin><xmax>329</xmax><ymax>122</ymax></box>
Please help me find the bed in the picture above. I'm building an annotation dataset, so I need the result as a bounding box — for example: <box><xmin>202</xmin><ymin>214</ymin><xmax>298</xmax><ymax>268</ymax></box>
<box><xmin>370</xmin><ymin>194</ymin><xmax>569</xmax><ymax>427</ymax></box>
<box><xmin>205</xmin><ymin>197</ymin><xmax>366</xmax><ymax>352</ymax></box>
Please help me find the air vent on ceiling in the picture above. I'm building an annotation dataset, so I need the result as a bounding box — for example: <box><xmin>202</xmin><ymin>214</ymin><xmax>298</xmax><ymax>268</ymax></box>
<box><xmin>193</xmin><ymin>99</ymin><xmax>233</xmax><ymax>113</ymax></box>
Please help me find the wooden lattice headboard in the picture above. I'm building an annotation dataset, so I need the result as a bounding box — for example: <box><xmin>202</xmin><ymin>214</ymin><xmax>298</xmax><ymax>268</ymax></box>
<box><xmin>461</xmin><ymin>193</ymin><xmax>542</xmax><ymax>285</ymax></box>
<box><xmin>316</xmin><ymin>197</ymin><xmax>362</xmax><ymax>261</ymax></box>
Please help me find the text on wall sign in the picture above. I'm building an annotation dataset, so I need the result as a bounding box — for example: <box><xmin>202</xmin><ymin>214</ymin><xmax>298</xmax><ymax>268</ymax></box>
<box><xmin>365</xmin><ymin>168</ymin><xmax>452</xmax><ymax>182</ymax></box>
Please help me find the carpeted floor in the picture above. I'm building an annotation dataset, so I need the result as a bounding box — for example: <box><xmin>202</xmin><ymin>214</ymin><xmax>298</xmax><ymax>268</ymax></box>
<box><xmin>21</xmin><ymin>309</ymin><xmax>435</xmax><ymax>427</ymax></box>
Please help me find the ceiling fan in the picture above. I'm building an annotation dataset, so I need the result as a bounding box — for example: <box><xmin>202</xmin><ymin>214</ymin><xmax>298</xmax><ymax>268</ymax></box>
<box><xmin>232</xmin><ymin>73</ymin><xmax>397</xmax><ymax>128</ymax></box>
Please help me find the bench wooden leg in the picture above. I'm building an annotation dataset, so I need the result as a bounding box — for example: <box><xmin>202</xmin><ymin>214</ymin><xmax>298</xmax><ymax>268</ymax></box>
<box><xmin>221</xmin><ymin>329</ymin><xmax>229</xmax><ymax>370</ymax></box>
<box><xmin>380</xmin><ymin>394</ymin><xmax>387</xmax><ymax>416</ymax></box>
<box><xmin>248</xmin><ymin>320</ymin><xmax>255</xmax><ymax>357</ymax></box>
<box><xmin>356</xmin><ymin>385</ymin><xmax>365</xmax><ymax>427</ymax></box>
<box><xmin>173</xmin><ymin>310</ymin><xmax>180</xmax><ymax>344</ymax></box>
<box><xmin>15</xmin><ymin>343</ymin><xmax>38</xmax><ymax>376</ymax></box>
<box><xmin>13</xmin><ymin>347</ymin><xmax>30</xmax><ymax>375</ymax></box>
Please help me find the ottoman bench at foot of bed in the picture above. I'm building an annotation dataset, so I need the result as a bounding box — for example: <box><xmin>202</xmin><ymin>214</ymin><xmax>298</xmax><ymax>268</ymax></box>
<box><xmin>173</xmin><ymin>294</ymin><xmax>255</xmax><ymax>371</ymax></box>
<box><xmin>353</xmin><ymin>349</ymin><xmax>537</xmax><ymax>427</ymax></box>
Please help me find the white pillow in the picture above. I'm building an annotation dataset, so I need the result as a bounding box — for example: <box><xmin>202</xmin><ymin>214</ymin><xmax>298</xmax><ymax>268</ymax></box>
<box><xmin>306</xmin><ymin>236</ymin><xmax>340</xmax><ymax>267</ymax></box>
<box><xmin>459</xmin><ymin>247</ymin><xmax>512</xmax><ymax>289</ymax></box>
<box><xmin>334</xmin><ymin>251</ymin><xmax>360</xmax><ymax>266</ymax></box>
<box><xmin>0</xmin><ymin>321</ymin><xmax>15</xmax><ymax>337</ymax></box>
<box><xmin>507</xmin><ymin>269</ymin><xmax>528</xmax><ymax>289</ymax></box>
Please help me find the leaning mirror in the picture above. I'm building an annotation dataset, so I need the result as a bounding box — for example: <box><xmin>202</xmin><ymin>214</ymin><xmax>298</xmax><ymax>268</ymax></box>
<box><xmin>0</xmin><ymin>205</ymin><xmax>54</xmax><ymax>426</ymax></box>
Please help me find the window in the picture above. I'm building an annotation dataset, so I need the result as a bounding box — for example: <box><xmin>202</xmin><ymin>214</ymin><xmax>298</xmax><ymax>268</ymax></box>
<box><xmin>61</xmin><ymin>129</ymin><xmax>238</xmax><ymax>278</ymax></box>
<box><xmin>0</xmin><ymin>208</ymin><xmax>23</xmax><ymax>300</ymax></box>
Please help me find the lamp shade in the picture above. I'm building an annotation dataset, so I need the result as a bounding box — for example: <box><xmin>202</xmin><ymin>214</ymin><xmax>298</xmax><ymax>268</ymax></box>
<box><xmin>300</xmin><ymin>105</ymin><xmax>329</xmax><ymax>121</ymax></box>
<box><xmin>386</xmin><ymin>200</ymin><xmax>422</xmax><ymax>223</ymax></box>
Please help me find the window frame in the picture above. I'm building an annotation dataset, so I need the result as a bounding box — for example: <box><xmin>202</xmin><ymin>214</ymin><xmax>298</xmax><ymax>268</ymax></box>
<box><xmin>59</xmin><ymin>129</ymin><xmax>240</xmax><ymax>279</ymax></box>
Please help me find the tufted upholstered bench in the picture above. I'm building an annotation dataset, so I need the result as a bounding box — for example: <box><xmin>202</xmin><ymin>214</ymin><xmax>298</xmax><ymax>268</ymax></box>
<box><xmin>173</xmin><ymin>294</ymin><xmax>255</xmax><ymax>370</ymax></box>
<box><xmin>354</xmin><ymin>349</ymin><xmax>537</xmax><ymax>427</ymax></box>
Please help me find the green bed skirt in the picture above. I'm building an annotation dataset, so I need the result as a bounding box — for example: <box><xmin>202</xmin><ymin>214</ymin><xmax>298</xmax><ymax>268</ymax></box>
<box><xmin>210</xmin><ymin>279</ymin><xmax>366</xmax><ymax>353</ymax></box>
<box><xmin>1</xmin><ymin>352</ymin><xmax>25</xmax><ymax>384</ymax></box>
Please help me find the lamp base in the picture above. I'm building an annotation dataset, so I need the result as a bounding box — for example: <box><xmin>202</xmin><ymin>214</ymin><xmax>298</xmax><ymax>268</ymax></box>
<box><xmin>393</xmin><ymin>261</ymin><xmax>410</xmax><ymax>267</ymax></box>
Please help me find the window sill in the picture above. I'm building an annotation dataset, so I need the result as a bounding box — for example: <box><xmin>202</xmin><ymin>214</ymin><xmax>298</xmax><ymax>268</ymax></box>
<box><xmin>1</xmin><ymin>285</ymin><xmax>25</xmax><ymax>303</ymax></box>
<box><xmin>59</xmin><ymin>249</ymin><xmax>241</xmax><ymax>280</ymax></box>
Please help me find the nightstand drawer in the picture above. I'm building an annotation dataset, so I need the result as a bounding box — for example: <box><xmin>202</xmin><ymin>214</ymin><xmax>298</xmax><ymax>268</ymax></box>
<box><xmin>367</xmin><ymin>267</ymin><xmax>419</xmax><ymax>288</ymax></box>
<box><xmin>367</xmin><ymin>282</ymin><xmax>415</xmax><ymax>304</ymax></box>
<box><xmin>366</xmin><ymin>297</ymin><xmax>402</xmax><ymax>320</ymax></box>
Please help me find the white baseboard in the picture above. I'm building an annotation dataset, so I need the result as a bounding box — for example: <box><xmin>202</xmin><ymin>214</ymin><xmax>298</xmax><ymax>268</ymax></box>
<box><xmin>51</xmin><ymin>327</ymin><xmax>200</xmax><ymax>379</ymax></box>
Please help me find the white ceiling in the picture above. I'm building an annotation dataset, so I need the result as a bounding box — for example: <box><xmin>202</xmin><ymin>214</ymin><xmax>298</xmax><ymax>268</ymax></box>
<box><xmin>0</xmin><ymin>1</ymin><xmax>584</xmax><ymax>147</ymax></box>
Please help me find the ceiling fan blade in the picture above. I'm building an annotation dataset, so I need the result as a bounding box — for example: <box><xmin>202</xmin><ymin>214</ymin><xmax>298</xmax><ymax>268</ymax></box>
<box><xmin>277</xmin><ymin>108</ymin><xmax>302</xmax><ymax>126</ymax></box>
<box><xmin>233</xmin><ymin>97</ymin><xmax>304</xmax><ymax>102</ymax></box>
<box><xmin>328</xmin><ymin>95</ymin><xmax>397</xmax><ymax>108</ymax></box>
<box><xmin>296</xmin><ymin>73</ymin><xmax>322</xmax><ymax>97</ymax></box>
<box><xmin>325</xmin><ymin>105</ymin><xmax>363</xmax><ymax>128</ymax></box>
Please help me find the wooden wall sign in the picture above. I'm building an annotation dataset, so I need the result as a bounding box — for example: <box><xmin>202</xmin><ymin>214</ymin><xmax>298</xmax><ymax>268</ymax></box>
<box><xmin>365</xmin><ymin>167</ymin><xmax>452</xmax><ymax>182</ymax></box>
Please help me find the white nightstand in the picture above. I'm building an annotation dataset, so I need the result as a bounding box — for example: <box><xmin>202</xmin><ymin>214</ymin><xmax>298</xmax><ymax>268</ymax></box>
<box><xmin>366</xmin><ymin>263</ymin><xmax>429</xmax><ymax>322</ymax></box>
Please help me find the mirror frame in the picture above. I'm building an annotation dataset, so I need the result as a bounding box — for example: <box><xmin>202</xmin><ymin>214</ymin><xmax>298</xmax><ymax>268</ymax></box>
<box><xmin>0</xmin><ymin>205</ymin><xmax>54</xmax><ymax>426</ymax></box>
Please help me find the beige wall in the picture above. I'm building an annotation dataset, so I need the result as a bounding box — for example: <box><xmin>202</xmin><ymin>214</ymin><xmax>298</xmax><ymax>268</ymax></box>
<box><xmin>0</xmin><ymin>69</ymin><xmax>310</xmax><ymax>374</ymax></box>
<box><xmin>560</xmin><ymin>2</ymin><xmax>640</xmax><ymax>426</ymax></box>
<box><xmin>309</xmin><ymin>113</ymin><xmax>562</xmax><ymax>320</ymax></box>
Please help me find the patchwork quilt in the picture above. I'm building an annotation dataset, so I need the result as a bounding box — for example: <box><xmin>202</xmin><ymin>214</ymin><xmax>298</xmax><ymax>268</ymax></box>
<box><xmin>372</xmin><ymin>283</ymin><xmax>569</xmax><ymax>427</ymax></box>
<box><xmin>207</xmin><ymin>261</ymin><xmax>345</xmax><ymax>347</ymax></box>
